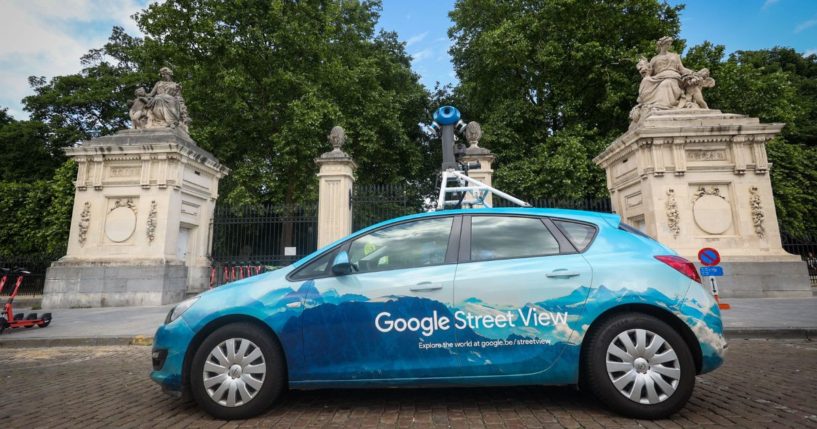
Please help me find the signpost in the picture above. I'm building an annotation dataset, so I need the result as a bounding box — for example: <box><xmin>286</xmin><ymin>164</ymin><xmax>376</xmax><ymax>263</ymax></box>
<box><xmin>697</xmin><ymin>247</ymin><xmax>721</xmax><ymax>266</ymax></box>
<box><xmin>697</xmin><ymin>247</ymin><xmax>729</xmax><ymax>310</ymax></box>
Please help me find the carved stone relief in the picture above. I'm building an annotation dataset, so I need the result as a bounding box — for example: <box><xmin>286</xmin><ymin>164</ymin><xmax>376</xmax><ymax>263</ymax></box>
<box><xmin>749</xmin><ymin>186</ymin><xmax>766</xmax><ymax>239</ymax></box>
<box><xmin>78</xmin><ymin>202</ymin><xmax>91</xmax><ymax>247</ymax></box>
<box><xmin>666</xmin><ymin>189</ymin><xmax>680</xmax><ymax>238</ymax></box>
<box><xmin>147</xmin><ymin>200</ymin><xmax>158</xmax><ymax>243</ymax></box>
<box><xmin>105</xmin><ymin>198</ymin><xmax>138</xmax><ymax>243</ymax></box>
<box><xmin>692</xmin><ymin>186</ymin><xmax>732</xmax><ymax>235</ymax></box>
<box><xmin>686</xmin><ymin>149</ymin><xmax>727</xmax><ymax>162</ymax></box>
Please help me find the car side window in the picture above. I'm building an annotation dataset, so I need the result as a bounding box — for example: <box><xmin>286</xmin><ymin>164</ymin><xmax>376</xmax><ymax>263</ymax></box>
<box><xmin>348</xmin><ymin>217</ymin><xmax>453</xmax><ymax>273</ymax></box>
<box><xmin>470</xmin><ymin>216</ymin><xmax>560</xmax><ymax>262</ymax></box>
<box><xmin>553</xmin><ymin>220</ymin><xmax>597</xmax><ymax>252</ymax></box>
<box><xmin>290</xmin><ymin>249</ymin><xmax>337</xmax><ymax>280</ymax></box>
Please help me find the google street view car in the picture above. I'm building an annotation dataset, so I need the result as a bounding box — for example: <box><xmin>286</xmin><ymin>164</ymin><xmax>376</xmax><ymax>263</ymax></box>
<box><xmin>151</xmin><ymin>208</ymin><xmax>726</xmax><ymax>420</ymax></box>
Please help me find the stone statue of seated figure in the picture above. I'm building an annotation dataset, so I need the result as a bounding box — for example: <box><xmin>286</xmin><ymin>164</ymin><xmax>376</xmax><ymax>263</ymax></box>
<box><xmin>628</xmin><ymin>37</ymin><xmax>716</xmax><ymax>128</ymax></box>
<box><xmin>128</xmin><ymin>67</ymin><xmax>191</xmax><ymax>133</ymax></box>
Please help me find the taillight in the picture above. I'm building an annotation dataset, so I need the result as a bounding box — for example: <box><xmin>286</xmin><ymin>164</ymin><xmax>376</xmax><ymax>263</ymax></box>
<box><xmin>654</xmin><ymin>255</ymin><xmax>701</xmax><ymax>283</ymax></box>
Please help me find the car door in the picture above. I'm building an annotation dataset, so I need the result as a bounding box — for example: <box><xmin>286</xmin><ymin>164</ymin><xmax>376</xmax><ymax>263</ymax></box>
<box><xmin>451</xmin><ymin>214</ymin><xmax>593</xmax><ymax>377</ymax></box>
<box><xmin>295</xmin><ymin>215</ymin><xmax>462</xmax><ymax>381</ymax></box>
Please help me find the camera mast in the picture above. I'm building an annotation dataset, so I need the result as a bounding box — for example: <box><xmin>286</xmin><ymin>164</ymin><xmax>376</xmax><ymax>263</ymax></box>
<box><xmin>431</xmin><ymin>106</ymin><xmax>530</xmax><ymax>210</ymax></box>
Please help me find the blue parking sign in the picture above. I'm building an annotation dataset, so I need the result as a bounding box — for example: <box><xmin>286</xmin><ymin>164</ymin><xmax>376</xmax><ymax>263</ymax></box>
<box><xmin>700</xmin><ymin>266</ymin><xmax>724</xmax><ymax>277</ymax></box>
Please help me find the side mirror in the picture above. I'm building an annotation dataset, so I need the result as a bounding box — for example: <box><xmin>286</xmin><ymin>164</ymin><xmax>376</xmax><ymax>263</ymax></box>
<box><xmin>331</xmin><ymin>251</ymin><xmax>352</xmax><ymax>276</ymax></box>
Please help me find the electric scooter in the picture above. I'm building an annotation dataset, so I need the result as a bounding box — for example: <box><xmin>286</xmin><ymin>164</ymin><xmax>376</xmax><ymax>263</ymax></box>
<box><xmin>0</xmin><ymin>267</ymin><xmax>52</xmax><ymax>334</ymax></box>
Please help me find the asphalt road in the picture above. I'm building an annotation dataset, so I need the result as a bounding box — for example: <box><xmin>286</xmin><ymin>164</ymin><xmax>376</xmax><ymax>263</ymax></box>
<box><xmin>0</xmin><ymin>338</ymin><xmax>815</xmax><ymax>428</ymax></box>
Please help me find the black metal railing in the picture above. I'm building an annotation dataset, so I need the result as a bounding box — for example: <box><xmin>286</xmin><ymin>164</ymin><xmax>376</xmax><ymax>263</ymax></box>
<box><xmin>781</xmin><ymin>232</ymin><xmax>817</xmax><ymax>287</ymax></box>
<box><xmin>495</xmin><ymin>196</ymin><xmax>613</xmax><ymax>213</ymax></box>
<box><xmin>210</xmin><ymin>202</ymin><xmax>318</xmax><ymax>279</ymax></box>
<box><xmin>352</xmin><ymin>184</ymin><xmax>427</xmax><ymax>231</ymax></box>
<box><xmin>0</xmin><ymin>255</ymin><xmax>59</xmax><ymax>297</ymax></box>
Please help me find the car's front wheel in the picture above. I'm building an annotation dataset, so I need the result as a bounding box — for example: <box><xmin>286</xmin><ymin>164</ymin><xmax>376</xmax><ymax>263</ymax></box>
<box><xmin>583</xmin><ymin>313</ymin><xmax>695</xmax><ymax>419</ymax></box>
<box><xmin>190</xmin><ymin>322</ymin><xmax>286</xmax><ymax>420</ymax></box>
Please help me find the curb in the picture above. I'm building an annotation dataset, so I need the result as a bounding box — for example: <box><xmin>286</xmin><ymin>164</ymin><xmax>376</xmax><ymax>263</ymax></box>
<box><xmin>724</xmin><ymin>328</ymin><xmax>816</xmax><ymax>340</ymax></box>
<box><xmin>0</xmin><ymin>330</ymin><xmax>814</xmax><ymax>348</ymax></box>
<box><xmin>0</xmin><ymin>335</ymin><xmax>153</xmax><ymax>348</ymax></box>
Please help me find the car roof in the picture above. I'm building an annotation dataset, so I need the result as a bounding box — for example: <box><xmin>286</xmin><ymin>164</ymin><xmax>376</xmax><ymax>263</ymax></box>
<box><xmin>371</xmin><ymin>207</ymin><xmax>620</xmax><ymax>230</ymax></box>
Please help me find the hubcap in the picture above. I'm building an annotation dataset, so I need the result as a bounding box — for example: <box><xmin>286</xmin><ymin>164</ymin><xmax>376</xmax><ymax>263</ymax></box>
<box><xmin>605</xmin><ymin>329</ymin><xmax>681</xmax><ymax>405</ymax></box>
<box><xmin>202</xmin><ymin>338</ymin><xmax>266</xmax><ymax>407</ymax></box>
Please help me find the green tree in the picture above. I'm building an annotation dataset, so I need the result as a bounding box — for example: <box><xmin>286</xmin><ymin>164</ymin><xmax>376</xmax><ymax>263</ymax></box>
<box><xmin>22</xmin><ymin>0</ymin><xmax>434</xmax><ymax>206</ymax></box>
<box><xmin>0</xmin><ymin>108</ymin><xmax>65</xmax><ymax>181</ymax></box>
<box><xmin>0</xmin><ymin>160</ymin><xmax>76</xmax><ymax>260</ymax></box>
<box><xmin>449</xmin><ymin>0</ymin><xmax>682</xmax><ymax>199</ymax></box>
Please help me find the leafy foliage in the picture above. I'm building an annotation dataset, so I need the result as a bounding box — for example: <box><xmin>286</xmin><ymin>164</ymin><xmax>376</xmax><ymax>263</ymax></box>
<box><xmin>22</xmin><ymin>0</ymin><xmax>434</xmax><ymax>205</ymax></box>
<box><xmin>448</xmin><ymin>0</ymin><xmax>682</xmax><ymax>199</ymax></box>
<box><xmin>0</xmin><ymin>108</ymin><xmax>65</xmax><ymax>181</ymax></box>
<box><xmin>0</xmin><ymin>160</ymin><xmax>76</xmax><ymax>259</ymax></box>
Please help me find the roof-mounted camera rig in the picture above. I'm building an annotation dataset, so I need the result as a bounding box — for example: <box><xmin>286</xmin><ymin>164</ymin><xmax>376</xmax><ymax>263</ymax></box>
<box><xmin>431</xmin><ymin>106</ymin><xmax>530</xmax><ymax>210</ymax></box>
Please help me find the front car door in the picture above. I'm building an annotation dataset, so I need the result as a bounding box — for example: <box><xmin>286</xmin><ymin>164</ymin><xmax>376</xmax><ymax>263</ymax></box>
<box><xmin>292</xmin><ymin>215</ymin><xmax>462</xmax><ymax>381</ymax></box>
<box><xmin>451</xmin><ymin>214</ymin><xmax>594</xmax><ymax>380</ymax></box>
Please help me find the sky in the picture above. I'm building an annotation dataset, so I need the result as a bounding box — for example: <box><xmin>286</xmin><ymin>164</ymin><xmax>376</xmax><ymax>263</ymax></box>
<box><xmin>1</xmin><ymin>0</ymin><xmax>816</xmax><ymax>120</ymax></box>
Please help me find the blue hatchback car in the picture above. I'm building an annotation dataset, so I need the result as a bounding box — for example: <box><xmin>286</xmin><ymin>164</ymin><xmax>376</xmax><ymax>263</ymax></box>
<box><xmin>151</xmin><ymin>208</ymin><xmax>726</xmax><ymax>420</ymax></box>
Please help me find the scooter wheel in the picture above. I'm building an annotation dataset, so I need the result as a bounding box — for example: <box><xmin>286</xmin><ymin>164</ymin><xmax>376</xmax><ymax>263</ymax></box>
<box><xmin>23</xmin><ymin>313</ymin><xmax>38</xmax><ymax>328</ymax></box>
<box><xmin>0</xmin><ymin>317</ymin><xmax>7</xmax><ymax>334</ymax></box>
<box><xmin>38</xmin><ymin>313</ymin><xmax>52</xmax><ymax>328</ymax></box>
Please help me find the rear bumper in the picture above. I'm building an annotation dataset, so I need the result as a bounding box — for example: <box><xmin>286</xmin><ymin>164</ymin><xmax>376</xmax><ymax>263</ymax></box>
<box><xmin>679</xmin><ymin>283</ymin><xmax>727</xmax><ymax>374</ymax></box>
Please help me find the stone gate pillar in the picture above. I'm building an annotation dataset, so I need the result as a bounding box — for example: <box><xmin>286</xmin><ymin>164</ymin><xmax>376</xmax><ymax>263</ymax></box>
<box><xmin>42</xmin><ymin>128</ymin><xmax>230</xmax><ymax>307</ymax></box>
<box><xmin>459</xmin><ymin>121</ymin><xmax>496</xmax><ymax>206</ymax></box>
<box><xmin>42</xmin><ymin>68</ymin><xmax>230</xmax><ymax>308</ymax></box>
<box><xmin>315</xmin><ymin>126</ymin><xmax>356</xmax><ymax>248</ymax></box>
<box><xmin>594</xmin><ymin>37</ymin><xmax>810</xmax><ymax>298</ymax></box>
<box><xmin>594</xmin><ymin>109</ymin><xmax>810</xmax><ymax>298</ymax></box>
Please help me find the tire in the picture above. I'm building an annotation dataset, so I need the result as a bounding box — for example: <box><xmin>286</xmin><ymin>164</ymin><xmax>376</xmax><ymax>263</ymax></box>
<box><xmin>582</xmin><ymin>313</ymin><xmax>695</xmax><ymax>419</ymax></box>
<box><xmin>38</xmin><ymin>313</ymin><xmax>52</xmax><ymax>328</ymax></box>
<box><xmin>190</xmin><ymin>323</ymin><xmax>286</xmax><ymax>420</ymax></box>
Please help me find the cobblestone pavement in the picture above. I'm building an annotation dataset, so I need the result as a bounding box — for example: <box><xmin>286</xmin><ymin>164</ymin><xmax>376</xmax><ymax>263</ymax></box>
<box><xmin>0</xmin><ymin>339</ymin><xmax>815</xmax><ymax>428</ymax></box>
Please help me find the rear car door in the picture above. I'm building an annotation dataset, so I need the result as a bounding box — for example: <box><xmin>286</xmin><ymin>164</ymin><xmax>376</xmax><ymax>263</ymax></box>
<box><xmin>295</xmin><ymin>215</ymin><xmax>462</xmax><ymax>381</ymax></box>
<box><xmin>451</xmin><ymin>214</ymin><xmax>594</xmax><ymax>377</ymax></box>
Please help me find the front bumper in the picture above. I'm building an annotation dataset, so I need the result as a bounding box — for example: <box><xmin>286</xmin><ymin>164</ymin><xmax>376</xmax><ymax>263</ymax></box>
<box><xmin>150</xmin><ymin>316</ymin><xmax>195</xmax><ymax>393</ymax></box>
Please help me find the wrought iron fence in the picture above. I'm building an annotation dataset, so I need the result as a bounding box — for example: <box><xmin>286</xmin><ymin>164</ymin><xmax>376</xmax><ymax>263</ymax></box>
<box><xmin>210</xmin><ymin>202</ymin><xmax>318</xmax><ymax>286</ymax></box>
<box><xmin>352</xmin><ymin>184</ymin><xmax>427</xmax><ymax>231</ymax></box>
<box><xmin>781</xmin><ymin>232</ymin><xmax>817</xmax><ymax>287</ymax></box>
<box><xmin>0</xmin><ymin>255</ymin><xmax>59</xmax><ymax>297</ymax></box>
<box><xmin>495</xmin><ymin>196</ymin><xmax>613</xmax><ymax>213</ymax></box>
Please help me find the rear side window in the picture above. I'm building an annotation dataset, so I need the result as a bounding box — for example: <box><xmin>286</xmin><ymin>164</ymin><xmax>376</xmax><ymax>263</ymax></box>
<box><xmin>619</xmin><ymin>222</ymin><xmax>655</xmax><ymax>241</ymax></box>
<box><xmin>554</xmin><ymin>220</ymin><xmax>597</xmax><ymax>252</ymax></box>
<box><xmin>470</xmin><ymin>216</ymin><xmax>560</xmax><ymax>261</ymax></box>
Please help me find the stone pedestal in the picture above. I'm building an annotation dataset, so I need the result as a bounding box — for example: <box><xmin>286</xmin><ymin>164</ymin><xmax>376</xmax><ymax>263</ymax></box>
<box><xmin>315</xmin><ymin>144</ymin><xmax>356</xmax><ymax>248</ymax></box>
<box><xmin>42</xmin><ymin>128</ymin><xmax>229</xmax><ymax>308</ymax></box>
<box><xmin>461</xmin><ymin>144</ymin><xmax>496</xmax><ymax>207</ymax></box>
<box><xmin>594</xmin><ymin>109</ymin><xmax>811</xmax><ymax>298</ymax></box>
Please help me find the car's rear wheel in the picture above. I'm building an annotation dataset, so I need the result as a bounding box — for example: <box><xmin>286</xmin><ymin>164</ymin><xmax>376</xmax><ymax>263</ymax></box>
<box><xmin>583</xmin><ymin>313</ymin><xmax>695</xmax><ymax>419</ymax></box>
<box><xmin>190</xmin><ymin>323</ymin><xmax>286</xmax><ymax>420</ymax></box>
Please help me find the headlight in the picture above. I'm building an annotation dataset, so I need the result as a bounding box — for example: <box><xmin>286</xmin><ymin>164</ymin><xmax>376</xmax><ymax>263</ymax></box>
<box><xmin>165</xmin><ymin>296</ymin><xmax>199</xmax><ymax>324</ymax></box>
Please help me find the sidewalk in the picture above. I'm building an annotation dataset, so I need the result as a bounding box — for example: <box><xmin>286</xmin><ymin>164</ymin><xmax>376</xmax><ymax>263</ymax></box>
<box><xmin>1</xmin><ymin>298</ymin><xmax>815</xmax><ymax>347</ymax></box>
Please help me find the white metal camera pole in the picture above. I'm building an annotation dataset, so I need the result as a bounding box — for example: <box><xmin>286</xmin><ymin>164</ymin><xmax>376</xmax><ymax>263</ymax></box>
<box><xmin>431</xmin><ymin>106</ymin><xmax>531</xmax><ymax>210</ymax></box>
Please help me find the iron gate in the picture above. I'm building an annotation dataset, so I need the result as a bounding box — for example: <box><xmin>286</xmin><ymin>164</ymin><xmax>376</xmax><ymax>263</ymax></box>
<box><xmin>210</xmin><ymin>202</ymin><xmax>318</xmax><ymax>286</ymax></box>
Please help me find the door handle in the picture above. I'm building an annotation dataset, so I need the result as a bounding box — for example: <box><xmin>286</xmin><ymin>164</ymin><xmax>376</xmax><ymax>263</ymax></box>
<box><xmin>410</xmin><ymin>282</ymin><xmax>443</xmax><ymax>292</ymax></box>
<box><xmin>546</xmin><ymin>269</ymin><xmax>581</xmax><ymax>278</ymax></box>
